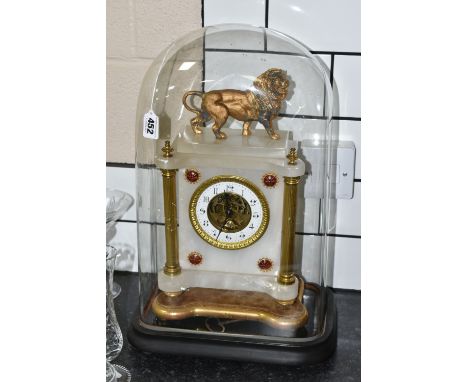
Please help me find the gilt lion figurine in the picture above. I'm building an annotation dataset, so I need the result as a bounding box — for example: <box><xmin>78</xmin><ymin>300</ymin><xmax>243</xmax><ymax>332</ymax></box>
<box><xmin>182</xmin><ymin>68</ymin><xmax>289</xmax><ymax>140</ymax></box>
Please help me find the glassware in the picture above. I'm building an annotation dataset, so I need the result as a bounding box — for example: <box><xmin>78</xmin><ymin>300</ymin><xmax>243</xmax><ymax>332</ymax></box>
<box><xmin>106</xmin><ymin>245</ymin><xmax>131</xmax><ymax>382</ymax></box>
<box><xmin>106</xmin><ymin>189</ymin><xmax>134</xmax><ymax>298</ymax></box>
<box><xmin>106</xmin><ymin>189</ymin><xmax>134</xmax><ymax>231</ymax></box>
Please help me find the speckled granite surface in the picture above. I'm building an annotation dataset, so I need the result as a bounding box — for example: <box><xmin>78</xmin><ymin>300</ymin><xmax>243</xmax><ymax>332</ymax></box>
<box><xmin>112</xmin><ymin>272</ymin><xmax>361</xmax><ymax>382</ymax></box>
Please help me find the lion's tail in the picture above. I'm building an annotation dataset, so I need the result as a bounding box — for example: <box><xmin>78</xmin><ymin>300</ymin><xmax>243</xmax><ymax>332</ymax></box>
<box><xmin>182</xmin><ymin>91</ymin><xmax>204</xmax><ymax>114</ymax></box>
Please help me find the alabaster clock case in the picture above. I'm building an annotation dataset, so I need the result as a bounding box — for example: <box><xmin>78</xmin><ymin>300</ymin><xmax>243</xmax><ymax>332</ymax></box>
<box><xmin>128</xmin><ymin>24</ymin><xmax>337</xmax><ymax>365</ymax></box>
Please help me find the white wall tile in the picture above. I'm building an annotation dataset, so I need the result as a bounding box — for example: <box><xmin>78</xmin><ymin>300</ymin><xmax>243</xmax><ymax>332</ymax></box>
<box><xmin>205</xmin><ymin>24</ymin><xmax>265</xmax><ymax>50</ymax></box>
<box><xmin>205</xmin><ymin>51</ymin><xmax>327</xmax><ymax>116</ymax></box>
<box><xmin>278</xmin><ymin>117</ymin><xmax>327</xmax><ymax>143</ymax></box>
<box><xmin>204</xmin><ymin>0</ymin><xmax>266</xmax><ymax>27</ymax></box>
<box><xmin>107</xmin><ymin>221</ymin><xmax>138</xmax><ymax>272</ymax></box>
<box><xmin>265</xmin><ymin>34</ymin><xmax>306</xmax><ymax>54</ymax></box>
<box><xmin>334</xmin><ymin>182</ymin><xmax>361</xmax><ymax>236</ymax></box>
<box><xmin>317</xmin><ymin>54</ymin><xmax>332</xmax><ymax>73</ymax></box>
<box><xmin>107</xmin><ymin>166</ymin><xmax>136</xmax><ymax>220</ymax></box>
<box><xmin>269</xmin><ymin>0</ymin><xmax>361</xmax><ymax>52</ymax></box>
<box><xmin>333</xmin><ymin>55</ymin><xmax>361</xmax><ymax>118</ymax></box>
<box><xmin>135</xmin><ymin>167</ymin><xmax>165</xmax><ymax>224</ymax></box>
<box><xmin>296</xmin><ymin>197</ymin><xmax>320</xmax><ymax>234</ymax></box>
<box><xmin>333</xmin><ymin>237</ymin><xmax>361</xmax><ymax>289</ymax></box>
<box><xmin>299</xmin><ymin>234</ymin><xmax>322</xmax><ymax>283</ymax></box>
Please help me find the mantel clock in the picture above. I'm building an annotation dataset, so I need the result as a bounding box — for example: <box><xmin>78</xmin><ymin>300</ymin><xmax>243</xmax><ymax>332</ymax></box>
<box><xmin>128</xmin><ymin>24</ymin><xmax>337</xmax><ymax>365</ymax></box>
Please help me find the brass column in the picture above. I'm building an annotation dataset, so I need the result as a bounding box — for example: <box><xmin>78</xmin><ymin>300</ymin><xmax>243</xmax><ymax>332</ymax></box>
<box><xmin>160</xmin><ymin>141</ymin><xmax>181</xmax><ymax>276</ymax></box>
<box><xmin>278</xmin><ymin>148</ymin><xmax>301</xmax><ymax>285</ymax></box>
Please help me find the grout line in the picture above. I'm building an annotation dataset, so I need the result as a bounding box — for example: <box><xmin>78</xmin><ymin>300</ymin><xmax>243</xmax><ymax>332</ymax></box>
<box><xmin>311</xmin><ymin>50</ymin><xmax>361</xmax><ymax>56</ymax></box>
<box><xmin>117</xmin><ymin>219</ymin><xmax>165</xmax><ymax>226</ymax></box>
<box><xmin>205</xmin><ymin>47</ymin><xmax>308</xmax><ymax>57</ymax></box>
<box><xmin>332</xmin><ymin>116</ymin><xmax>361</xmax><ymax>121</ymax></box>
<box><xmin>117</xmin><ymin>219</ymin><xmax>137</xmax><ymax>223</ymax></box>
<box><xmin>136</xmin><ymin>164</ymin><xmax>157</xmax><ymax>169</ymax></box>
<box><xmin>279</xmin><ymin>113</ymin><xmax>361</xmax><ymax>122</ymax></box>
<box><xmin>201</xmin><ymin>0</ymin><xmax>204</xmax><ymax>27</ymax></box>
<box><xmin>317</xmin><ymin>198</ymin><xmax>322</xmax><ymax>234</ymax></box>
<box><xmin>328</xmin><ymin>233</ymin><xmax>361</xmax><ymax>239</ymax></box>
<box><xmin>114</xmin><ymin>164</ymin><xmax>356</xmax><ymax>171</ymax></box>
<box><xmin>297</xmin><ymin>232</ymin><xmax>361</xmax><ymax>239</ymax></box>
<box><xmin>106</xmin><ymin>162</ymin><xmax>135</xmax><ymax>168</ymax></box>
<box><xmin>204</xmin><ymin>48</ymin><xmax>361</xmax><ymax>57</ymax></box>
<box><xmin>322</xmin><ymin>82</ymin><xmax>327</xmax><ymax>118</ymax></box>
<box><xmin>116</xmin><ymin>219</ymin><xmax>360</xmax><ymax>238</ymax></box>
<box><xmin>265</xmin><ymin>0</ymin><xmax>269</xmax><ymax>28</ymax></box>
<box><xmin>202</xmin><ymin>28</ymin><xmax>206</xmax><ymax>93</ymax></box>
<box><xmin>279</xmin><ymin>113</ymin><xmax>327</xmax><ymax>120</ymax></box>
<box><xmin>330</xmin><ymin>54</ymin><xmax>335</xmax><ymax>88</ymax></box>
<box><xmin>331</xmin><ymin>287</ymin><xmax>361</xmax><ymax>294</ymax></box>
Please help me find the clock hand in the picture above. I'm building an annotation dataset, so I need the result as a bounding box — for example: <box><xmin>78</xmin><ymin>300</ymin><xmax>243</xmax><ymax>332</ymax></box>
<box><xmin>216</xmin><ymin>219</ymin><xmax>228</xmax><ymax>240</ymax></box>
<box><xmin>216</xmin><ymin>193</ymin><xmax>233</xmax><ymax>240</ymax></box>
<box><xmin>225</xmin><ymin>192</ymin><xmax>235</xmax><ymax>220</ymax></box>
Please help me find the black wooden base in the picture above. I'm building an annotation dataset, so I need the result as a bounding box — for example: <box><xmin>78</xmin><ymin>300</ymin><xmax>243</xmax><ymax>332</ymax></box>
<box><xmin>128</xmin><ymin>287</ymin><xmax>337</xmax><ymax>366</ymax></box>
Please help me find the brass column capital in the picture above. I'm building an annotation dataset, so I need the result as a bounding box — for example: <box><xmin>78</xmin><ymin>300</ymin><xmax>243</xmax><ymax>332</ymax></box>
<box><xmin>284</xmin><ymin>176</ymin><xmax>301</xmax><ymax>185</ymax></box>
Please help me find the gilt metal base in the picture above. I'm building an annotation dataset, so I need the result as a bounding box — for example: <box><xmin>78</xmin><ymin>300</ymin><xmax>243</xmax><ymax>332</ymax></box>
<box><xmin>128</xmin><ymin>286</ymin><xmax>337</xmax><ymax>365</ymax></box>
<box><xmin>152</xmin><ymin>280</ymin><xmax>308</xmax><ymax>329</ymax></box>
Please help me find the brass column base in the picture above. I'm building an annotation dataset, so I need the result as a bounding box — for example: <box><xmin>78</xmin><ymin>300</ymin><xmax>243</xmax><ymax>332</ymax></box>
<box><xmin>153</xmin><ymin>280</ymin><xmax>308</xmax><ymax>330</ymax></box>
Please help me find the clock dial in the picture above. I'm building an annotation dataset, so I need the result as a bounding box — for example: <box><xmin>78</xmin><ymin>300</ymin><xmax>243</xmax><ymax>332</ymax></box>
<box><xmin>207</xmin><ymin>192</ymin><xmax>252</xmax><ymax>233</ymax></box>
<box><xmin>189</xmin><ymin>175</ymin><xmax>269</xmax><ymax>250</ymax></box>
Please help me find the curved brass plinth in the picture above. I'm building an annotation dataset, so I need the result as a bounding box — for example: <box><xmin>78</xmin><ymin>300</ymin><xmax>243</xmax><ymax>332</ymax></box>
<box><xmin>153</xmin><ymin>280</ymin><xmax>308</xmax><ymax>330</ymax></box>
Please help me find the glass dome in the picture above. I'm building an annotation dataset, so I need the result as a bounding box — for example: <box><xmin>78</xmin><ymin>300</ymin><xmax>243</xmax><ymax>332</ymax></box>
<box><xmin>130</xmin><ymin>24</ymin><xmax>336</xmax><ymax>365</ymax></box>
